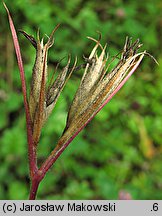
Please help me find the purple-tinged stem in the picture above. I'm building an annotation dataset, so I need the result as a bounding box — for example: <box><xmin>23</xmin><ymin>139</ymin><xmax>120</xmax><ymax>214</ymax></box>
<box><xmin>4</xmin><ymin>3</ymin><xmax>37</xmax><ymax>178</ymax></box>
<box><xmin>29</xmin><ymin>177</ymin><xmax>41</xmax><ymax>200</ymax></box>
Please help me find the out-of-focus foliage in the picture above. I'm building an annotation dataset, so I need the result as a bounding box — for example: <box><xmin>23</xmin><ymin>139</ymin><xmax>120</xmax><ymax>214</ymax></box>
<box><xmin>0</xmin><ymin>0</ymin><xmax>162</xmax><ymax>199</ymax></box>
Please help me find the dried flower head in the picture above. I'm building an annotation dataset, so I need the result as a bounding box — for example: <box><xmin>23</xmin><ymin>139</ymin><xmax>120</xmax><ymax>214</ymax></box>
<box><xmin>63</xmin><ymin>37</ymin><xmax>145</xmax><ymax>136</ymax></box>
<box><xmin>44</xmin><ymin>36</ymin><xmax>147</xmax><ymax>162</ymax></box>
<box><xmin>20</xmin><ymin>27</ymin><xmax>76</xmax><ymax>145</ymax></box>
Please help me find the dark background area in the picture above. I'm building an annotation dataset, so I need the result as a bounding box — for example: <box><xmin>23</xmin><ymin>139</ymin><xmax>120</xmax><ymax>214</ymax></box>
<box><xmin>0</xmin><ymin>0</ymin><xmax>162</xmax><ymax>199</ymax></box>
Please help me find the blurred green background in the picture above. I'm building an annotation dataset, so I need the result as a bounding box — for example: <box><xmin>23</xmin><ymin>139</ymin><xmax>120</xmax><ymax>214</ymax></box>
<box><xmin>0</xmin><ymin>0</ymin><xmax>162</xmax><ymax>199</ymax></box>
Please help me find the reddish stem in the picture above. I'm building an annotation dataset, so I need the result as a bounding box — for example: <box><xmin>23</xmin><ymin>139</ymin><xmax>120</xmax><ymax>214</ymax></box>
<box><xmin>4</xmin><ymin>3</ymin><xmax>37</xmax><ymax>179</ymax></box>
<box><xmin>29</xmin><ymin>177</ymin><xmax>41</xmax><ymax>200</ymax></box>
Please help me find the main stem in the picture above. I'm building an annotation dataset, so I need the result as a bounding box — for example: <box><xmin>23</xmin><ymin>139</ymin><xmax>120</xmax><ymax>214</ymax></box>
<box><xmin>29</xmin><ymin>177</ymin><xmax>41</xmax><ymax>200</ymax></box>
